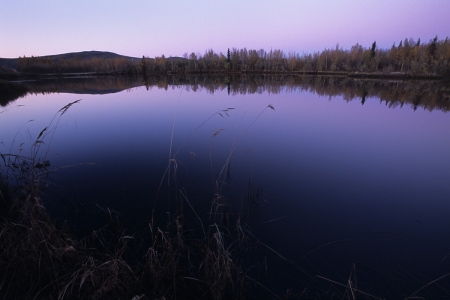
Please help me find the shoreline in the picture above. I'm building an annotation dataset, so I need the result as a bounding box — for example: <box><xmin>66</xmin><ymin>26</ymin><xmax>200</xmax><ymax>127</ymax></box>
<box><xmin>0</xmin><ymin>70</ymin><xmax>446</xmax><ymax>81</ymax></box>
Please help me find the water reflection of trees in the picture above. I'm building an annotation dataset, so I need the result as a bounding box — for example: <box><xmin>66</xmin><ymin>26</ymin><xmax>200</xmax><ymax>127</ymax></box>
<box><xmin>3</xmin><ymin>75</ymin><xmax>450</xmax><ymax>112</ymax></box>
<box><xmin>1</xmin><ymin>76</ymin><xmax>143</xmax><ymax>106</ymax></box>
<box><xmin>147</xmin><ymin>74</ymin><xmax>450</xmax><ymax>112</ymax></box>
<box><xmin>23</xmin><ymin>76</ymin><xmax>143</xmax><ymax>95</ymax></box>
<box><xmin>286</xmin><ymin>76</ymin><xmax>450</xmax><ymax>112</ymax></box>
<box><xmin>0</xmin><ymin>81</ymin><xmax>29</xmax><ymax>106</ymax></box>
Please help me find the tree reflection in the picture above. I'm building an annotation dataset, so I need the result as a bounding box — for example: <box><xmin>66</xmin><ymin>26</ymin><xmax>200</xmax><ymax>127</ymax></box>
<box><xmin>3</xmin><ymin>75</ymin><xmax>449</xmax><ymax>112</ymax></box>
<box><xmin>361</xmin><ymin>89</ymin><xmax>368</xmax><ymax>105</ymax></box>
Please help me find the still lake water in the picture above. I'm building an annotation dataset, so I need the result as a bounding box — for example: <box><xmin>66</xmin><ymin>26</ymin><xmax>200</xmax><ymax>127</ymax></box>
<box><xmin>2</xmin><ymin>76</ymin><xmax>450</xmax><ymax>297</ymax></box>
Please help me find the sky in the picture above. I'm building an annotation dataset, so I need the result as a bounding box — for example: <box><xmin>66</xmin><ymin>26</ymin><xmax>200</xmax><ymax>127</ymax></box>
<box><xmin>1</xmin><ymin>0</ymin><xmax>449</xmax><ymax>59</ymax></box>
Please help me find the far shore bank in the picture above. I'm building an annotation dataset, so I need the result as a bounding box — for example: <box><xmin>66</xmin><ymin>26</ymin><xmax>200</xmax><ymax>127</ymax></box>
<box><xmin>0</xmin><ymin>70</ymin><xmax>446</xmax><ymax>82</ymax></box>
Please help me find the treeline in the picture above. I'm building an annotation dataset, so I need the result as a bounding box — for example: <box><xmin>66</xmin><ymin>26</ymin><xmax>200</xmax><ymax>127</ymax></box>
<box><xmin>15</xmin><ymin>36</ymin><xmax>450</xmax><ymax>77</ymax></box>
<box><xmin>0</xmin><ymin>66</ymin><xmax>19</xmax><ymax>80</ymax></box>
<box><xmin>147</xmin><ymin>36</ymin><xmax>448</xmax><ymax>75</ymax></box>
<box><xmin>17</xmin><ymin>56</ymin><xmax>139</xmax><ymax>74</ymax></box>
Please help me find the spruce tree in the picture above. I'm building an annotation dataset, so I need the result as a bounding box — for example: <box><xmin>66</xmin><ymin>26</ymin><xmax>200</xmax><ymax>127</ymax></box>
<box><xmin>428</xmin><ymin>35</ymin><xmax>438</xmax><ymax>60</ymax></box>
<box><xmin>370</xmin><ymin>41</ymin><xmax>376</xmax><ymax>59</ymax></box>
<box><xmin>141</xmin><ymin>56</ymin><xmax>148</xmax><ymax>76</ymax></box>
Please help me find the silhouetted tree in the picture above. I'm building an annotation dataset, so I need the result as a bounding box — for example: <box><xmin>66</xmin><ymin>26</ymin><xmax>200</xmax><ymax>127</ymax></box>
<box><xmin>370</xmin><ymin>41</ymin><xmax>376</xmax><ymax>59</ymax></box>
<box><xmin>141</xmin><ymin>56</ymin><xmax>148</xmax><ymax>76</ymax></box>
<box><xmin>428</xmin><ymin>35</ymin><xmax>438</xmax><ymax>60</ymax></box>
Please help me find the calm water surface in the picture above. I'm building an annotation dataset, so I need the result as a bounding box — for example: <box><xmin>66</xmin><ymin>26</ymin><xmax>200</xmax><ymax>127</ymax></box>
<box><xmin>2</xmin><ymin>77</ymin><xmax>450</xmax><ymax>297</ymax></box>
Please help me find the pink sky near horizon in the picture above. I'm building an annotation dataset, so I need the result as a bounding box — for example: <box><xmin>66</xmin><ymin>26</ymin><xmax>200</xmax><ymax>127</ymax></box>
<box><xmin>1</xmin><ymin>0</ymin><xmax>449</xmax><ymax>59</ymax></box>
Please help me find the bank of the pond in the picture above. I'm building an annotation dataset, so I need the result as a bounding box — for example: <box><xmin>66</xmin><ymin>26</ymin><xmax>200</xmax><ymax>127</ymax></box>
<box><xmin>1</xmin><ymin>69</ymin><xmax>447</xmax><ymax>81</ymax></box>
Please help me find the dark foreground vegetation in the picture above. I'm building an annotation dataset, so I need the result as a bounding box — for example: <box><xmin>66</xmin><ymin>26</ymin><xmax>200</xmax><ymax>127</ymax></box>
<box><xmin>0</xmin><ymin>180</ymin><xmax>257</xmax><ymax>299</ymax></box>
<box><xmin>1</xmin><ymin>36</ymin><xmax>449</xmax><ymax>79</ymax></box>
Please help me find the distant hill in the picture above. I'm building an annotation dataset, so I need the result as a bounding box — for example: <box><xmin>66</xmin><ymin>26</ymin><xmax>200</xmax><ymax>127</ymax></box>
<box><xmin>0</xmin><ymin>58</ymin><xmax>18</xmax><ymax>70</ymax></box>
<box><xmin>0</xmin><ymin>51</ymin><xmax>145</xmax><ymax>70</ymax></box>
<box><xmin>43</xmin><ymin>51</ymin><xmax>141</xmax><ymax>61</ymax></box>
<box><xmin>0</xmin><ymin>51</ymin><xmax>191</xmax><ymax>73</ymax></box>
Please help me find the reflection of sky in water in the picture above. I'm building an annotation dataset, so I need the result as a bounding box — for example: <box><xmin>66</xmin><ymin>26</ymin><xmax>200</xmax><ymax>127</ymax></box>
<box><xmin>2</xmin><ymin>85</ymin><xmax>450</xmax><ymax>294</ymax></box>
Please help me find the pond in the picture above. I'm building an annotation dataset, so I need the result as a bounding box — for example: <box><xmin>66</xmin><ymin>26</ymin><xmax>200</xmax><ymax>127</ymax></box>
<box><xmin>2</xmin><ymin>75</ymin><xmax>450</xmax><ymax>298</ymax></box>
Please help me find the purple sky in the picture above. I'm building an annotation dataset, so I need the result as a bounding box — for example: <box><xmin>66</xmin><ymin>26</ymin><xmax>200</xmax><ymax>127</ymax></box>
<box><xmin>1</xmin><ymin>0</ymin><xmax>449</xmax><ymax>59</ymax></box>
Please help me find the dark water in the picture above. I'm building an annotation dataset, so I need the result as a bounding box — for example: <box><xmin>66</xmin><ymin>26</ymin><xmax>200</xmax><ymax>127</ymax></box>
<box><xmin>2</xmin><ymin>76</ymin><xmax>450</xmax><ymax>298</ymax></box>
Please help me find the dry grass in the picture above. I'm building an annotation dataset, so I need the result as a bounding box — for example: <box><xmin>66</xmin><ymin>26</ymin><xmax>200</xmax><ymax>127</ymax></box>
<box><xmin>0</xmin><ymin>180</ymin><xmax>252</xmax><ymax>299</ymax></box>
<box><xmin>0</xmin><ymin>193</ymin><xmax>77</xmax><ymax>299</ymax></box>
<box><xmin>0</xmin><ymin>124</ymin><xmax>250</xmax><ymax>299</ymax></box>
